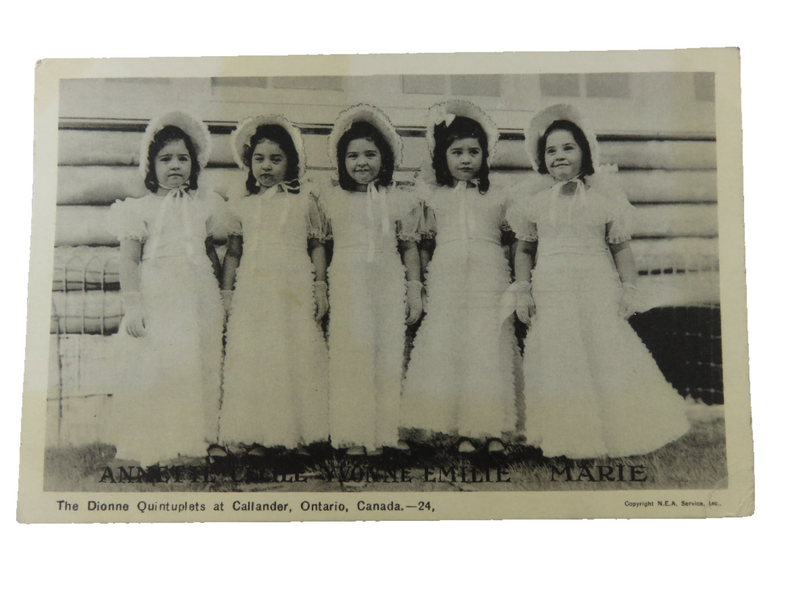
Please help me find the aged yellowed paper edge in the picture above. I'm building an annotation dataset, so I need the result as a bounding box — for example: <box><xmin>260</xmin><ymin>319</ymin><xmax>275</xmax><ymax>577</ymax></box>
<box><xmin>18</xmin><ymin>49</ymin><xmax>753</xmax><ymax>522</ymax></box>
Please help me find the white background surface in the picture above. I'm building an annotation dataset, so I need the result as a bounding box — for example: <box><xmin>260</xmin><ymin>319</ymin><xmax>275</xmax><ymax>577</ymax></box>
<box><xmin>3</xmin><ymin>2</ymin><xmax>787</xmax><ymax>597</ymax></box>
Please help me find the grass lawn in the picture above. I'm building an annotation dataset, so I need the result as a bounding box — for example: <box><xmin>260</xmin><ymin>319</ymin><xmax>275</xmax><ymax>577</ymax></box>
<box><xmin>43</xmin><ymin>407</ymin><xmax>726</xmax><ymax>493</ymax></box>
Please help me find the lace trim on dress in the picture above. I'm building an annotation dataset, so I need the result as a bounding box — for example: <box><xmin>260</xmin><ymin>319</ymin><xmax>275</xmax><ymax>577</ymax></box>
<box><xmin>396</xmin><ymin>231</ymin><xmax>421</xmax><ymax>242</ymax></box>
<box><xmin>606</xmin><ymin>232</ymin><xmax>632</xmax><ymax>244</ymax></box>
<box><xmin>110</xmin><ymin>197</ymin><xmax>148</xmax><ymax>242</ymax></box>
<box><xmin>146</xmin><ymin>185</ymin><xmax>205</xmax><ymax>264</ymax></box>
<box><xmin>504</xmin><ymin>200</ymin><xmax>538</xmax><ymax>242</ymax></box>
<box><xmin>307</xmin><ymin>193</ymin><xmax>332</xmax><ymax>241</ymax></box>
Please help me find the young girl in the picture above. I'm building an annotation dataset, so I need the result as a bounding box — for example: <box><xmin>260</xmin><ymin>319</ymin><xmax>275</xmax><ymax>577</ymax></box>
<box><xmin>322</xmin><ymin>104</ymin><xmax>423</xmax><ymax>455</ymax></box>
<box><xmin>401</xmin><ymin>100</ymin><xmax>518</xmax><ymax>454</ymax></box>
<box><xmin>110</xmin><ymin>111</ymin><xmax>230</xmax><ymax>465</ymax></box>
<box><xmin>506</xmin><ymin>104</ymin><xmax>691</xmax><ymax>459</ymax></box>
<box><xmin>218</xmin><ymin>115</ymin><xmax>329</xmax><ymax>453</ymax></box>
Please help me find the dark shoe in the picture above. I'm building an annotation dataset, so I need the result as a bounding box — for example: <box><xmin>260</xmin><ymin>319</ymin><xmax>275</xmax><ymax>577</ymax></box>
<box><xmin>207</xmin><ymin>444</ymin><xmax>228</xmax><ymax>457</ymax></box>
<box><xmin>247</xmin><ymin>444</ymin><xmax>269</xmax><ymax>457</ymax></box>
<box><xmin>457</xmin><ymin>439</ymin><xmax>477</xmax><ymax>454</ymax></box>
<box><xmin>487</xmin><ymin>439</ymin><xmax>506</xmax><ymax>454</ymax></box>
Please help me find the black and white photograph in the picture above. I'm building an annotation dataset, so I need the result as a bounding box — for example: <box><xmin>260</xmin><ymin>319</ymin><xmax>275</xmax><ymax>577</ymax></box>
<box><xmin>17</xmin><ymin>50</ymin><xmax>752</xmax><ymax>521</ymax></box>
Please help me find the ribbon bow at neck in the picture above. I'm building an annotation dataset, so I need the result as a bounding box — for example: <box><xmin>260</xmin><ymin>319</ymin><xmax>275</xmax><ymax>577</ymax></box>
<box><xmin>548</xmin><ymin>177</ymin><xmax>587</xmax><ymax>230</ymax></box>
<box><xmin>365</xmin><ymin>182</ymin><xmax>391</xmax><ymax>262</ymax></box>
<box><xmin>150</xmin><ymin>185</ymin><xmax>201</xmax><ymax>262</ymax></box>
<box><xmin>255</xmin><ymin>182</ymin><xmax>292</xmax><ymax>226</ymax></box>
<box><xmin>250</xmin><ymin>182</ymin><xmax>293</xmax><ymax>254</ymax></box>
<box><xmin>453</xmin><ymin>179</ymin><xmax>479</xmax><ymax>241</ymax></box>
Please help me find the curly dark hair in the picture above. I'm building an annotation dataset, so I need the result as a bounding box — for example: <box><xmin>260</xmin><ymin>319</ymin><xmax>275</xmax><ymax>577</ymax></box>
<box><xmin>336</xmin><ymin>121</ymin><xmax>395</xmax><ymax>191</ymax></box>
<box><xmin>143</xmin><ymin>125</ymin><xmax>201</xmax><ymax>193</ymax></box>
<box><xmin>243</xmin><ymin>124</ymin><xmax>301</xmax><ymax>195</ymax></box>
<box><xmin>536</xmin><ymin>119</ymin><xmax>594</xmax><ymax>177</ymax></box>
<box><xmin>431</xmin><ymin>116</ymin><xmax>490</xmax><ymax>193</ymax></box>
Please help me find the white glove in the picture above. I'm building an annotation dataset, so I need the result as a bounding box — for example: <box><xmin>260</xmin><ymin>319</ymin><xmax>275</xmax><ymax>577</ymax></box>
<box><xmin>122</xmin><ymin>292</ymin><xmax>146</xmax><ymax>338</ymax></box>
<box><xmin>618</xmin><ymin>282</ymin><xmax>638</xmax><ymax>320</ymax></box>
<box><xmin>511</xmin><ymin>281</ymin><xmax>535</xmax><ymax>325</ymax></box>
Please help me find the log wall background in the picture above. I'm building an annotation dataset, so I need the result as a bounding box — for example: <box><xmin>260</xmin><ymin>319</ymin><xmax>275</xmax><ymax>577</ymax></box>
<box><xmin>47</xmin><ymin>74</ymin><xmax>723</xmax><ymax>445</ymax></box>
<box><xmin>52</xmin><ymin>121</ymin><xmax>720</xmax><ymax>335</ymax></box>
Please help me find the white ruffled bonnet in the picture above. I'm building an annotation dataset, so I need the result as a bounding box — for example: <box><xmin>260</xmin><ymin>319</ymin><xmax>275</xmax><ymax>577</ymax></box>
<box><xmin>426</xmin><ymin>99</ymin><xmax>499</xmax><ymax>165</ymax></box>
<box><xmin>524</xmin><ymin>104</ymin><xmax>600</xmax><ymax>172</ymax></box>
<box><xmin>138</xmin><ymin>111</ymin><xmax>212</xmax><ymax>179</ymax></box>
<box><xmin>230</xmin><ymin>115</ymin><xmax>307</xmax><ymax>178</ymax></box>
<box><xmin>328</xmin><ymin>104</ymin><xmax>403</xmax><ymax>170</ymax></box>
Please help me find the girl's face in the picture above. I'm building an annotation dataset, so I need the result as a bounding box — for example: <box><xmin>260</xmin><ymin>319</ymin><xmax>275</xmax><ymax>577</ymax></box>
<box><xmin>544</xmin><ymin>129</ymin><xmax>583</xmax><ymax>181</ymax></box>
<box><xmin>446</xmin><ymin>137</ymin><xmax>483</xmax><ymax>182</ymax></box>
<box><xmin>155</xmin><ymin>139</ymin><xmax>193</xmax><ymax>190</ymax></box>
<box><xmin>251</xmin><ymin>139</ymin><xmax>289</xmax><ymax>189</ymax></box>
<box><xmin>345</xmin><ymin>138</ymin><xmax>382</xmax><ymax>190</ymax></box>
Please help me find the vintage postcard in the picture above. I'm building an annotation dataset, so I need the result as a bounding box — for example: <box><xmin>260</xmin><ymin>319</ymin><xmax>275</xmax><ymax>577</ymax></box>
<box><xmin>17</xmin><ymin>49</ymin><xmax>753</xmax><ymax>522</ymax></box>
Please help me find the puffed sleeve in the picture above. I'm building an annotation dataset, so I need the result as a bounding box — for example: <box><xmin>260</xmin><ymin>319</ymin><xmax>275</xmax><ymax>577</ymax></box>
<box><xmin>222</xmin><ymin>182</ymin><xmax>246</xmax><ymax>236</ymax></box>
<box><xmin>411</xmin><ymin>181</ymin><xmax>437</xmax><ymax>239</ymax></box>
<box><xmin>420</xmin><ymin>202</ymin><xmax>437</xmax><ymax>239</ymax></box>
<box><xmin>307</xmin><ymin>191</ymin><xmax>332</xmax><ymax>241</ymax></box>
<box><xmin>505</xmin><ymin>199</ymin><xmax>538</xmax><ymax>242</ymax></box>
<box><xmin>604</xmin><ymin>189</ymin><xmax>635</xmax><ymax>244</ymax></box>
<box><xmin>109</xmin><ymin>197</ymin><xmax>148</xmax><ymax>242</ymax></box>
<box><xmin>306</xmin><ymin>175</ymin><xmax>336</xmax><ymax>220</ymax></box>
<box><xmin>224</xmin><ymin>196</ymin><xmax>244</xmax><ymax>236</ymax></box>
<box><xmin>206</xmin><ymin>191</ymin><xmax>239</xmax><ymax>239</ymax></box>
<box><xmin>393</xmin><ymin>187</ymin><xmax>423</xmax><ymax>242</ymax></box>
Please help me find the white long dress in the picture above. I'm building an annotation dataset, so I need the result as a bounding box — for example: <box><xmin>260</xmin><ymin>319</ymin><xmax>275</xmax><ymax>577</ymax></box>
<box><xmin>506</xmin><ymin>179</ymin><xmax>691</xmax><ymax>458</ymax></box>
<box><xmin>219</xmin><ymin>185</ymin><xmax>329</xmax><ymax>448</ymax></box>
<box><xmin>109</xmin><ymin>189</ymin><xmax>229</xmax><ymax>465</ymax></box>
<box><xmin>401</xmin><ymin>182</ymin><xmax>518</xmax><ymax>439</ymax></box>
<box><xmin>322</xmin><ymin>183</ymin><xmax>421</xmax><ymax>451</ymax></box>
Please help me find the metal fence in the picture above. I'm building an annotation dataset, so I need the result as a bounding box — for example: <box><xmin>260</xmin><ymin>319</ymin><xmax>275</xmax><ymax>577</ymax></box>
<box><xmin>50</xmin><ymin>245</ymin><xmax>723</xmax><ymax>406</ymax></box>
